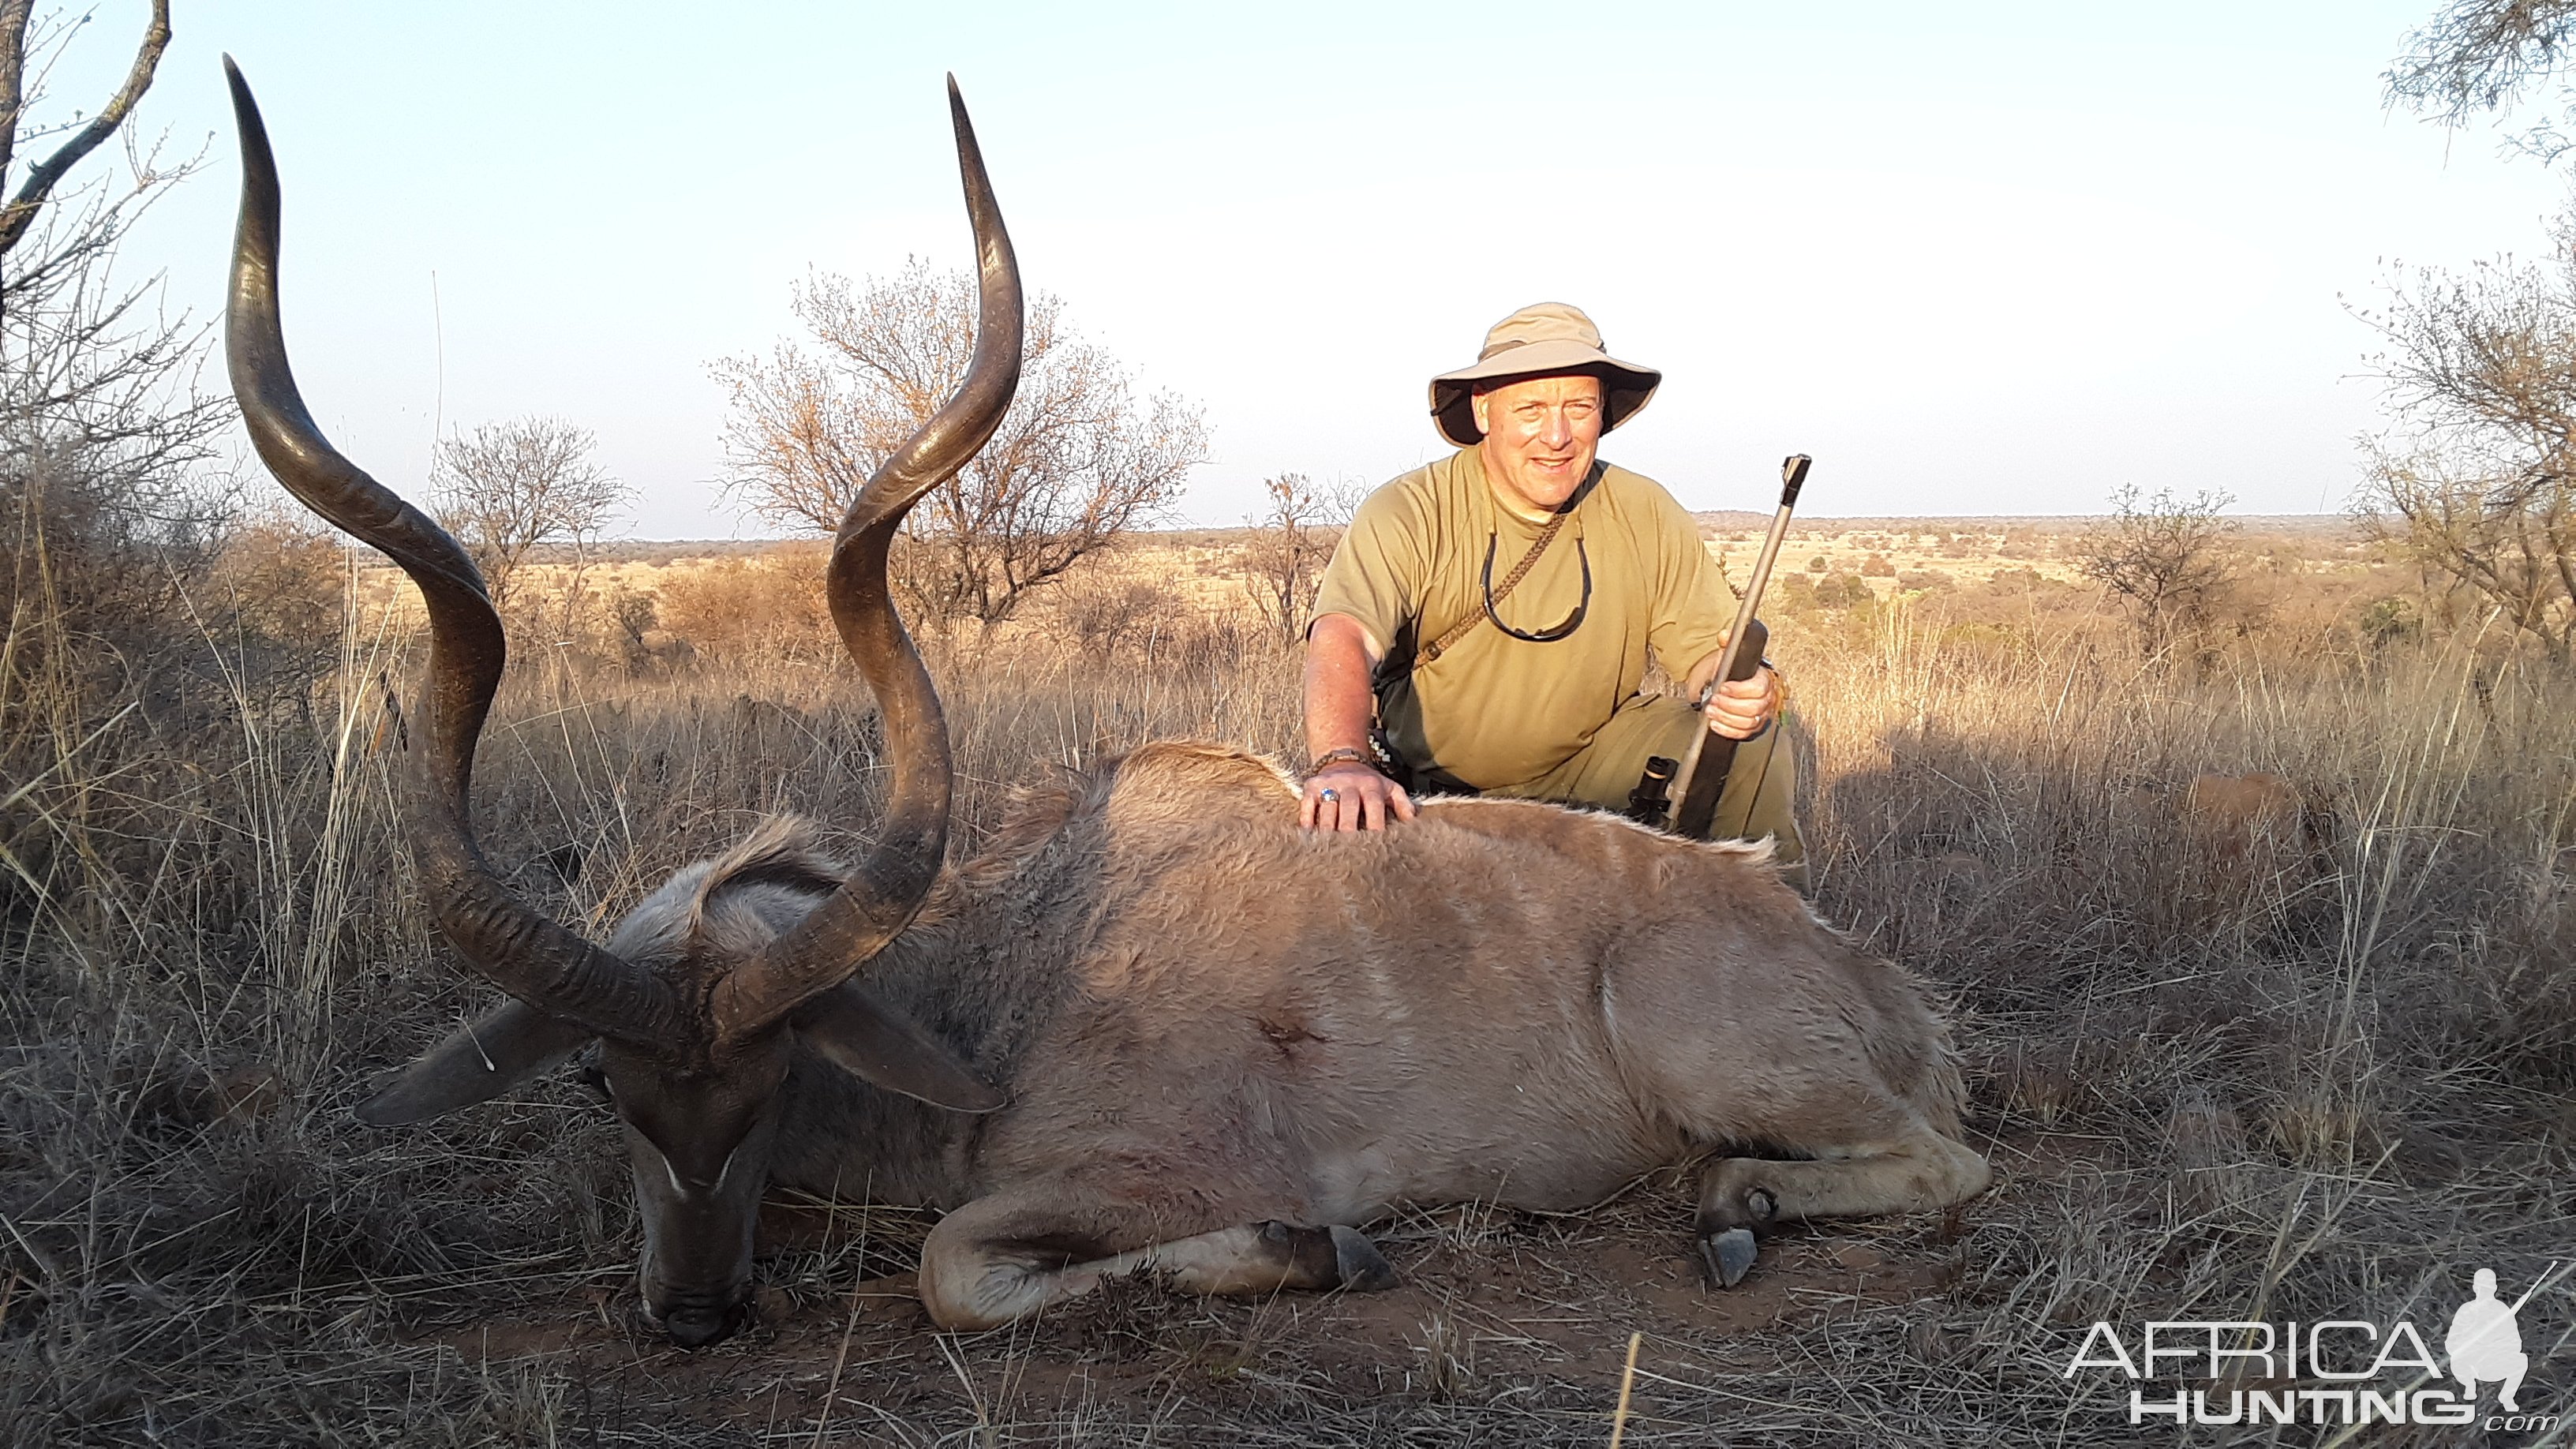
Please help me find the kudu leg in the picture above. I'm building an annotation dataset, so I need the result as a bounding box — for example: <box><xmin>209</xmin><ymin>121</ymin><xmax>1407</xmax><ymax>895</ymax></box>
<box><xmin>1693</xmin><ymin>1120</ymin><xmax>1990</xmax><ymax>1287</ymax></box>
<box><xmin>918</xmin><ymin>1188</ymin><xmax>1397</xmax><ymax>1331</ymax></box>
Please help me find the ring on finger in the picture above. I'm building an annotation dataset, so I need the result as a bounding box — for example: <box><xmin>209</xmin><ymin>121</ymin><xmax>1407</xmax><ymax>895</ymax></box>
<box><xmin>1319</xmin><ymin>788</ymin><xmax>1339</xmax><ymax>803</ymax></box>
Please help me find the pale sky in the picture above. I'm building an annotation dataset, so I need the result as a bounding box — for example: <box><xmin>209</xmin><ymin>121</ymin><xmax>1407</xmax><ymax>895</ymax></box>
<box><xmin>33</xmin><ymin>1</ymin><xmax>2574</xmax><ymax>534</ymax></box>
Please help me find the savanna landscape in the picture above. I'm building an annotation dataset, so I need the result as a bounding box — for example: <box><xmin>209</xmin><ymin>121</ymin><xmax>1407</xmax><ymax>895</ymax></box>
<box><xmin>9</xmin><ymin>2</ymin><xmax>2576</xmax><ymax>1446</ymax></box>
<box><xmin>5</xmin><ymin>503</ymin><xmax>2570</xmax><ymax>1444</ymax></box>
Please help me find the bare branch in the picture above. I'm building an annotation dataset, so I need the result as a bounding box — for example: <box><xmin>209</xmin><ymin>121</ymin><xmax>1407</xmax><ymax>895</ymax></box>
<box><xmin>432</xmin><ymin>416</ymin><xmax>627</xmax><ymax>612</ymax></box>
<box><xmin>1239</xmin><ymin>473</ymin><xmax>1354</xmax><ymax>644</ymax></box>
<box><xmin>2354</xmin><ymin>235</ymin><xmax>2576</xmax><ymax>662</ymax></box>
<box><xmin>2076</xmin><ymin>486</ymin><xmax>2239</xmax><ymax>659</ymax></box>
<box><xmin>2388</xmin><ymin>0</ymin><xmax>2576</xmax><ymax>122</ymax></box>
<box><xmin>0</xmin><ymin>2</ymin><xmax>35</xmax><ymax>187</ymax></box>
<box><xmin>0</xmin><ymin>0</ymin><xmax>170</xmax><ymax>261</ymax></box>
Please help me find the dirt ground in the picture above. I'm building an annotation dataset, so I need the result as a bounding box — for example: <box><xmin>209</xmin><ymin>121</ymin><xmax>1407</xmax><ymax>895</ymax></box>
<box><xmin>399</xmin><ymin>1131</ymin><xmax>2028</xmax><ymax>1445</ymax></box>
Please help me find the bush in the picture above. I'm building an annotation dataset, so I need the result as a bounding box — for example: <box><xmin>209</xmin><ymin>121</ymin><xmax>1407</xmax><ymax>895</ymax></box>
<box><xmin>1861</xmin><ymin>552</ymin><xmax>1896</xmax><ymax>577</ymax></box>
<box><xmin>2075</xmin><ymin>486</ymin><xmax>2238</xmax><ymax>657</ymax></box>
<box><xmin>1813</xmin><ymin>571</ymin><xmax>1874</xmax><ymax>608</ymax></box>
<box><xmin>208</xmin><ymin>510</ymin><xmax>348</xmax><ymax>665</ymax></box>
<box><xmin>653</xmin><ymin>544</ymin><xmax>831</xmax><ymax>660</ymax></box>
<box><xmin>1054</xmin><ymin>571</ymin><xmax>1191</xmax><ymax>661</ymax></box>
<box><xmin>2359</xmin><ymin>595</ymin><xmax>2423</xmax><ymax>646</ymax></box>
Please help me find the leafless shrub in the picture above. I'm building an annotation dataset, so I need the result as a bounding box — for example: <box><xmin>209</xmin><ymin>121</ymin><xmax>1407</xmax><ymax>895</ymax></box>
<box><xmin>1239</xmin><ymin>473</ymin><xmax>1356</xmax><ymax>643</ymax></box>
<box><xmin>1054</xmin><ymin>566</ymin><xmax>1179</xmax><ymax>662</ymax></box>
<box><xmin>651</xmin><ymin>542</ymin><xmax>831</xmax><ymax>661</ymax></box>
<box><xmin>1158</xmin><ymin>607</ymin><xmax>1256</xmax><ymax>679</ymax></box>
<box><xmin>597</xmin><ymin>579</ymin><xmax>691</xmax><ymax>676</ymax></box>
<box><xmin>714</xmin><ymin>260</ymin><xmax>1210</xmax><ymax>630</ymax></box>
<box><xmin>430</xmin><ymin>414</ymin><xmax>627</xmax><ymax>620</ymax></box>
<box><xmin>204</xmin><ymin>503</ymin><xmax>347</xmax><ymax>668</ymax></box>
<box><xmin>2075</xmin><ymin>485</ymin><xmax>2238</xmax><ymax>657</ymax></box>
<box><xmin>2</xmin><ymin>2</ymin><xmax>225</xmax><ymax>661</ymax></box>
<box><xmin>2</xmin><ymin>0</ymin><xmax>235</xmax><ymax>975</ymax></box>
<box><xmin>1811</xmin><ymin>570</ymin><xmax>1872</xmax><ymax>609</ymax></box>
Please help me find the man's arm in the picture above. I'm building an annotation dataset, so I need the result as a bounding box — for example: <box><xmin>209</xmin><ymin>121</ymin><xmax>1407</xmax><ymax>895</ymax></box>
<box><xmin>1301</xmin><ymin>613</ymin><xmax>1416</xmax><ymax>831</ymax></box>
<box><xmin>1683</xmin><ymin>640</ymin><xmax>1784</xmax><ymax>741</ymax></box>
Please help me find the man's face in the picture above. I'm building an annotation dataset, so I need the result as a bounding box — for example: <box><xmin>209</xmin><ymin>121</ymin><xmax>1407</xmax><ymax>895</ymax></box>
<box><xmin>1473</xmin><ymin>373</ymin><xmax>1604</xmax><ymax>519</ymax></box>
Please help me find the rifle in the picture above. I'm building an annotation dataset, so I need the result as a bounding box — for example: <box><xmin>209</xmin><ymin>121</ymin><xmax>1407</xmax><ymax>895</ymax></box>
<box><xmin>1660</xmin><ymin>454</ymin><xmax>1807</xmax><ymax>839</ymax></box>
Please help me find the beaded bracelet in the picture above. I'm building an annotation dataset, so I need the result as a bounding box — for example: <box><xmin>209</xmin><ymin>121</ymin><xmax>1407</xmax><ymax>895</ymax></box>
<box><xmin>1304</xmin><ymin>746</ymin><xmax>1382</xmax><ymax>780</ymax></box>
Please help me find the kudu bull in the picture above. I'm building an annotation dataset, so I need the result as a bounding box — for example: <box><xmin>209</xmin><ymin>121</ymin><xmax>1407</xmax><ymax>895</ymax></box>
<box><xmin>223</xmin><ymin>62</ymin><xmax>1990</xmax><ymax>1346</ymax></box>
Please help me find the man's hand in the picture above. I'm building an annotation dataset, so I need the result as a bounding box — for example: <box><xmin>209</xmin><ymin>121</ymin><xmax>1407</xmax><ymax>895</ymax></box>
<box><xmin>1697</xmin><ymin>665</ymin><xmax>1782</xmax><ymax>741</ymax></box>
<box><xmin>1299</xmin><ymin>761</ymin><xmax>1416</xmax><ymax>832</ymax></box>
<box><xmin>1301</xmin><ymin>613</ymin><xmax>1415</xmax><ymax>831</ymax></box>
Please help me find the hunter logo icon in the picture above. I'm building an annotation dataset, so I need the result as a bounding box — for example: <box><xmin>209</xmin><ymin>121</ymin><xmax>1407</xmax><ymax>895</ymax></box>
<box><xmin>2448</xmin><ymin>1268</ymin><xmax>2530</xmax><ymax>1412</ymax></box>
<box><xmin>2064</xmin><ymin>1259</ymin><xmax>2567</xmax><ymax>1428</ymax></box>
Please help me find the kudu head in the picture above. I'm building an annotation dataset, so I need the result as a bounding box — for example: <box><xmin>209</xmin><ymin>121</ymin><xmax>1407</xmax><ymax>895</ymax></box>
<box><xmin>221</xmin><ymin>59</ymin><xmax>1020</xmax><ymax>1346</ymax></box>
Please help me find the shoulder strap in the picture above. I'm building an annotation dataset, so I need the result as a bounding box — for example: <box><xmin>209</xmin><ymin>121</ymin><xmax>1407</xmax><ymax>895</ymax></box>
<box><xmin>1417</xmin><ymin>458</ymin><xmax>1604</xmax><ymax>666</ymax></box>
<box><xmin>1420</xmin><ymin>507</ymin><xmax>1569</xmax><ymax>665</ymax></box>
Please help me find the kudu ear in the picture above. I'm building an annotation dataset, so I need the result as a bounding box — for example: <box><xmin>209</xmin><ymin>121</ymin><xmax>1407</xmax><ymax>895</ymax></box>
<box><xmin>354</xmin><ymin>999</ymin><xmax>596</xmax><ymax>1126</ymax></box>
<box><xmin>796</xmin><ymin>982</ymin><xmax>1004</xmax><ymax>1114</ymax></box>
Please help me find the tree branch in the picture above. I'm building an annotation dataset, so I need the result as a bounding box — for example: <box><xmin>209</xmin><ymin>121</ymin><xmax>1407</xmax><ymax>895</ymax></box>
<box><xmin>1</xmin><ymin>1</ymin><xmax>36</xmax><ymax>189</ymax></box>
<box><xmin>0</xmin><ymin>0</ymin><xmax>170</xmax><ymax>261</ymax></box>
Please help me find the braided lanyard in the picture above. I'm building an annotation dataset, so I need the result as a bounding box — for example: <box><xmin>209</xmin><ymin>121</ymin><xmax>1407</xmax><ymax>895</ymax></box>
<box><xmin>1418</xmin><ymin>461</ymin><xmax>1599</xmax><ymax>665</ymax></box>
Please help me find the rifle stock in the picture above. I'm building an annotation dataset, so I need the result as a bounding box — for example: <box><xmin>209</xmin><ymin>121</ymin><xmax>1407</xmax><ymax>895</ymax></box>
<box><xmin>1668</xmin><ymin>620</ymin><xmax>1768</xmax><ymax>838</ymax></box>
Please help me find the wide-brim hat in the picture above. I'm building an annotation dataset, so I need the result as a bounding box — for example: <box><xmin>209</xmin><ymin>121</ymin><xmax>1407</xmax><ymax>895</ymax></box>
<box><xmin>1429</xmin><ymin>301</ymin><xmax>1661</xmax><ymax>447</ymax></box>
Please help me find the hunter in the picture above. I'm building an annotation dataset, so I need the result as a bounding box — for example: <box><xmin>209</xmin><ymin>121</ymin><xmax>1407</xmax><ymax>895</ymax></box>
<box><xmin>1298</xmin><ymin>301</ymin><xmax>1804</xmax><ymax>886</ymax></box>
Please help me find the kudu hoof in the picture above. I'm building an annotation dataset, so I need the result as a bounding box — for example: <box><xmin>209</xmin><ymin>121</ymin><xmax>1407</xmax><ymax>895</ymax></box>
<box><xmin>1699</xmin><ymin>1227</ymin><xmax>1759</xmax><ymax>1289</ymax></box>
<box><xmin>1330</xmin><ymin>1226</ymin><xmax>1400</xmax><ymax>1292</ymax></box>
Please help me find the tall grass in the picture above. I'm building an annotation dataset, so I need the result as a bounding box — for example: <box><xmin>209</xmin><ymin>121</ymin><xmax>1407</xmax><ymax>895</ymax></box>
<box><xmin>0</xmin><ymin>554</ymin><xmax>2568</xmax><ymax>1444</ymax></box>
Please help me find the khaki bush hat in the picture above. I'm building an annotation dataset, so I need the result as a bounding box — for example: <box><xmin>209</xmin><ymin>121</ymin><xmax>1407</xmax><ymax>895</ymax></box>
<box><xmin>1428</xmin><ymin>301</ymin><xmax>1661</xmax><ymax>447</ymax></box>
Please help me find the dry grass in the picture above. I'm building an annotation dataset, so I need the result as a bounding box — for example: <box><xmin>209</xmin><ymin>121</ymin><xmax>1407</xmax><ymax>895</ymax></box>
<box><xmin>1</xmin><ymin>523</ymin><xmax>2570</xmax><ymax>1445</ymax></box>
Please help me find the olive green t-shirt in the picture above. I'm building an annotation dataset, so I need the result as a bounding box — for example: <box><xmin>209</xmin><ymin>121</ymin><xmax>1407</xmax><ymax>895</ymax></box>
<box><xmin>1311</xmin><ymin>449</ymin><xmax>1734</xmax><ymax>792</ymax></box>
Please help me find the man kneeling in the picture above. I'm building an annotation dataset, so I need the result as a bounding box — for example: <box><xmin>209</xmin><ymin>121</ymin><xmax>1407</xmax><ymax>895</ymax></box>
<box><xmin>1299</xmin><ymin>301</ymin><xmax>1805</xmax><ymax>888</ymax></box>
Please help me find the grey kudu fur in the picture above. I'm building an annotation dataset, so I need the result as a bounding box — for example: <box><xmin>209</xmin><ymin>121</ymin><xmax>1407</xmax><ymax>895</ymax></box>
<box><xmin>224</xmin><ymin>62</ymin><xmax>1990</xmax><ymax>1346</ymax></box>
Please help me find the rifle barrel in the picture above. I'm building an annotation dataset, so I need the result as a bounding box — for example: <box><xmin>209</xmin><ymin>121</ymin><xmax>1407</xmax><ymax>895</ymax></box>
<box><xmin>1668</xmin><ymin>454</ymin><xmax>1808</xmax><ymax>838</ymax></box>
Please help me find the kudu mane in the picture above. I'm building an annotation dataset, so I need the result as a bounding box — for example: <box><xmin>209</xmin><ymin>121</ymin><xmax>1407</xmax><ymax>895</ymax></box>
<box><xmin>605</xmin><ymin>818</ymin><xmax>850</xmax><ymax>975</ymax></box>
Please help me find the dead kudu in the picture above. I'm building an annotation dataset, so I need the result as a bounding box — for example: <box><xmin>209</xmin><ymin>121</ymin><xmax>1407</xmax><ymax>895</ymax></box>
<box><xmin>223</xmin><ymin>63</ymin><xmax>1990</xmax><ymax>1346</ymax></box>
